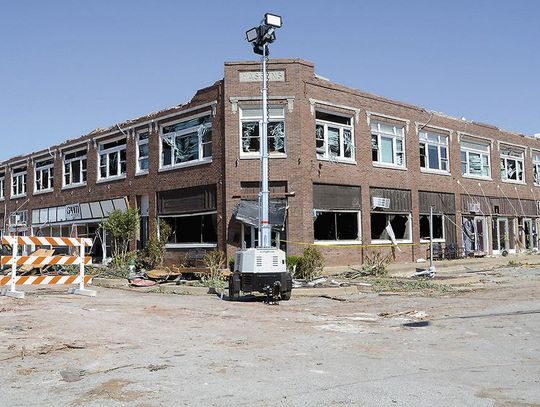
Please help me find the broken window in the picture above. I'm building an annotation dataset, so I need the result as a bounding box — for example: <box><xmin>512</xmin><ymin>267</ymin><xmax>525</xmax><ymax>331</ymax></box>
<box><xmin>11</xmin><ymin>166</ymin><xmax>27</xmax><ymax>197</ymax></box>
<box><xmin>137</xmin><ymin>132</ymin><xmax>149</xmax><ymax>173</ymax></box>
<box><xmin>315</xmin><ymin>111</ymin><xmax>354</xmax><ymax>161</ymax></box>
<box><xmin>460</xmin><ymin>140</ymin><xmax>490</xmax><ymax>178</ymax></box>
<box><xmin>160</xmin><ymin>212</ymin><xmax>217</xmax><ymax>246</ymax></box>
<box><xmin>533</xmin><ymin>152</ymin><xmax>540</xmax><ymax>185</ymax></box>
<box><xmin>419</xmin><ymin>214</ymin><xmax>444</xmax><ymax>240</ymax></box>
<box><xmin>161</xmin><ymin>114</ymin><xmax>212</xmax><ymax>168</ymax></box>
<box><xmin>419</xmin><ymin>130</ymin><xmax>448</xmax><ymax>172</ymax></box>
<box><xmin>64</xmin><ymin>149</ymin><xmax>87</xmax><ymax>187</ymax></box>
<box><xmin>34</xmin><ymin>158</ymin><xmax>54</xmax><ymax>192</ymax></box>
<box><xmin>313</xmin><ymin>211</ymin><xmax>360</xmax><ymax>241</ymax></box>
<box><xmin>500</xmin><ymin>147</ymin><xmax>524</xmax><ymax>182</ymax></box>
<box><xmin>98</xmin><ymin>138</ymin><xmax>127</xmax><ymax>180</ymax></box>
<box><xmin>240</xmin><ymin>106</ymin><xmax>286</xmax><ymax>156</ymax></box>
<box><xmin>371</xmin><ymin>212</ymin><xmax>411</xmax><ymax>241</ymax></box>
<box><xmin>371</xmin><ymin>121</ymin><xmax>405</xmax><ymax>167</ymax></box>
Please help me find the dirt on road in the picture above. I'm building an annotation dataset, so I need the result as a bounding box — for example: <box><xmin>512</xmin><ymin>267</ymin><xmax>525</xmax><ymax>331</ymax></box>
<box><xmin>1</xmin><ymin>267</ymin><xmax>539</xmax><ymax>407</ymax></box>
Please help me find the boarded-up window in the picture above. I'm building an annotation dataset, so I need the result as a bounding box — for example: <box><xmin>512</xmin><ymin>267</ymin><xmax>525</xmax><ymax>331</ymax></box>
<box><xmin>313</xmin><ymin>184</ymin><xmax>361</xmax><ymax>210</ymax></box>
<box><xmin>419</xmin><ymin>191</ymin><xmax>455</xmax><ymax>214</ymax></box>
<box><xmin>158</xmin><ymin>185</ymin><xmax>216</xmax><ymax>215</ymax></box>
<box><xmin>370</xmin><ymin>188</ymin><xmax>411</xmax><ymax>212</ymax></box>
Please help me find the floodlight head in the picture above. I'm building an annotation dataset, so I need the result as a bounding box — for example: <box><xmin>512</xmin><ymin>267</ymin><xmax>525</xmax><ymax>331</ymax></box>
<box><xmin>246</xmin><ymin>27</ymin><xmax>259</xmax><ymax>43</ymax></box>
<box><xmin>265</xmin><ymin>13</ymin><xmax>282</xmax><ymax>28</ymax></box>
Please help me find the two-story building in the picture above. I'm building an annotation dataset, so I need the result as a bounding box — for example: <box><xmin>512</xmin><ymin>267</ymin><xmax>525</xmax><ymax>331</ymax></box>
<box><xmin>1</xmin><ymin>58</ymin><xmax>539</xmax><ymax>266</ymax></box>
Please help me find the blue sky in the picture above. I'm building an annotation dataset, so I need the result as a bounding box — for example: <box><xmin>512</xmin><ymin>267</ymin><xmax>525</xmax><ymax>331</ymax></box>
<box><xmin>1</xmin><ymin>0</ymin><xmax>539</xmax><ymax>161</ymax></box>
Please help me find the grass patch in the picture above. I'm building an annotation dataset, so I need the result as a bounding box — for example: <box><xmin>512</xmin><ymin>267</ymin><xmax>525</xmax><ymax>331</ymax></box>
<box><xmin>364</xmin><ymin>277</ymin><xmax>454</xmax><ymax>293</ymax></box>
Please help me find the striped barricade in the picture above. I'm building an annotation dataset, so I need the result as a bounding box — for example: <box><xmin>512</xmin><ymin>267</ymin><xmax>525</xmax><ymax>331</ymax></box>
<box><xmin>0</xmin><ymin>235</ymin><xmax>96</xmax><ymax>299</ymax></box>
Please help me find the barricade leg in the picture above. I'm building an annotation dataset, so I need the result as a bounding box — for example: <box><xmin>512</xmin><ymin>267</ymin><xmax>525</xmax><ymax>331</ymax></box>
<box><xmin>67</xmin><ymin>242</ymin><xmax>96</xmax><ymax>297</ymax></box>
<box><xmin>1</xmin><ymin>240</ymin><xmax>25</xmax><ymax>299</ymax></box>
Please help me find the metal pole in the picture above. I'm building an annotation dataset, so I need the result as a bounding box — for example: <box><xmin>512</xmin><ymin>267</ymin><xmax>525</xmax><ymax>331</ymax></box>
<box><xmin>429</xmin><ymin>206</ymin><xmax>434</xmax><ymax>269</ymax></box>
<box><xmin>79</xmin><ymin>240</ymin><xmax>85</xmax><ymax>291</ymax></box>
<box><xmin>260</xmin><ymin>43</ymin><xmax>271</xmax><ymax>248</ymax></box>
<box><xmin>10</xmin><ymin>239</ymin><xmax>18</xmax><ymax>293</ymax></box>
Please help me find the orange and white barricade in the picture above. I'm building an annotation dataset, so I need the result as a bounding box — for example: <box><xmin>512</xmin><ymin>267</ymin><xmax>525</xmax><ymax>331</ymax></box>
<box><xmin>0</xmin><ymin>236</ymin><xmax>96</xmax><ymax>298</ymax></box>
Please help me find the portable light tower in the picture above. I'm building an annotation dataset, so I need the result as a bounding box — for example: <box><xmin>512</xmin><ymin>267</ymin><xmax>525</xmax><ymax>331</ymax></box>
<box><xmin>228</xmin><ymin>13</ymin><xmax>292</xmax><ymax>302</ymax></box>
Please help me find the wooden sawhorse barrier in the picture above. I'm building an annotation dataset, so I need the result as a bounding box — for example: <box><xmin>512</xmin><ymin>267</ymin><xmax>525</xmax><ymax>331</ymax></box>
<box><xmin>0</xmin><ymin>236</ymin><xmax>96</xmax><ymax>298</ymax></box>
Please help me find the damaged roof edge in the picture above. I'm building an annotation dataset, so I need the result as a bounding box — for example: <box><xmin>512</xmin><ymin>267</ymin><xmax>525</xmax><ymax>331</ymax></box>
<box><xmin>310</xmin><ymin>69</ymin><xmax>531</xmax><ymax>139</ymax></box>
<box><xmin>0</xmin><ymin>81</ymin><xmax>222</xmax><ymax>167</ymax></box>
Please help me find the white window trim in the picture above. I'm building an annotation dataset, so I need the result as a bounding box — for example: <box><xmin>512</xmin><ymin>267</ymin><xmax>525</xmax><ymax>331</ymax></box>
<box><xmin>533</xmin><ymin>150</ymin><xmax>540</xmax><ymax>186</ymax></box>
<box><xmin>239</xmin><ymin>106</ymin><xmax>286</xmax><ymax>159</ymax></box>
<box><xmin>34</xmin><ymin>159</ymin><xmax>54</xmax><ymax>194</ymax></box>
<box><xmin>313</xmin><ymin>209</ymin><xmax>362</xmax><ymax>245</ymax></box>
<box><xmin>371</xmin><ymin>212</ymin><xmax>413</xmax><ymax>244</ymax></box>
<box><xmin>11</xmin><ymin>167</ymin><xmax>27</xmax><ymax>198</ymax></box>
<box><xmin>371</xmin><ymin>122</ymin><xmax>406</xmax><ymax>169</ymax></box>
<box><xmin>460</xmin><ymin>141</ymin><xmax>491</xmax><ymax>180</ymax></box>
<box><xmin>419</xmin><ymin>131</ymin><xmax>450</xmax><ymax>174</ymax></box>
<box><xmin>0</xmin><ymin>174</ymin><xmax>4</xmax><ymax>200</ymax></box>
<box><xmin>159</xmin><ymin>111</ymin><xmax>213</xmax><ymax>170</ymax></box>
<box><xmin>97</xmin><ymin>137</ymin><xmax>127</xmax><ymax>181</ymax></box>
<box><xmin>62</xmin><ymin>149</ymin><xmax>87</xmax><ymax>189</ymax></box>
<box><xmin>136</xmin><ymin>131</ymin><xmax>150</xmax><ymax>175</ymax></box>
<box><xmin>500</xmin><ymin>148</ymin><xmax>525</xmax><ymax>184</ymax></box>
<box><xmin>315</xmin><ymin>113</ymin><xmax>356</xmax><ymax>163</ymax></box>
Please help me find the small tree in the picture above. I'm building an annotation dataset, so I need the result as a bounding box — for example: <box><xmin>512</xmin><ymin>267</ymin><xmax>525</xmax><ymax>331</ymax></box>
<box><xmin>202</xmin><ymin>250</ymin><xmax>226</xmax><ymax>290</ymax></box>
<box><xmin>297</xmin><ymin>247</ymin><xmax>324</xmax><ymax>280</ymax></box>
<box><xmin>101</xmin><ymin>208</ymin><xmax>140</xmax><ymax>268</ymax></box>
<box><xmin>145</xmin><ymin>220</ymin><xmax>172</xmax><ymax>269</ymax></box>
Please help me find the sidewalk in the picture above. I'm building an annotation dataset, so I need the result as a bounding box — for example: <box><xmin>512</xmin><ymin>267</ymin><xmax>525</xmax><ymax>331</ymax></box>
<box><xmin>325</xmin><ymin>251</ymin><xmax>540</xmax><ymax>278</ymax></box>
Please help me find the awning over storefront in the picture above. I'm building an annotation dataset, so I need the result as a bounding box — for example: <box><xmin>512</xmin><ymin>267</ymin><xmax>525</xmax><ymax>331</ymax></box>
<box><xmin>31</xmin><ymin>197</ymin><xmax>128</xmax><ymax>226</ymax></box>
<box><xmin>234</xmin><ymin>199</ymin><xmax>287</xmax><ymax>230</ymax></box>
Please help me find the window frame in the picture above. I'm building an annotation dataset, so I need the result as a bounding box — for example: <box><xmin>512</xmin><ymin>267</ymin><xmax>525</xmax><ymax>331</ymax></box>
<box><xmin>11</xmin><ymin>166</ymin><xmax>27</xmax><ymax>198</ymax></box>
<box><xmin>370</xmin><ymin>211</ymin><xmax>413</xmax><ymax>244</ymax></box>
<box><xmin>371</xmin><ymin>121</ymin><xmax>406</xmax><ymax>169</ymax></box>
<box><xmin>315</xmin><ymin>111</ymin><xmax>355</xmax><ymax>163</ymax></box>
<box><xmin>159</xmin><ymin>210</ymin><xmax>218</xmax><ymax>249</ymax></box>
<box><xmin>460</xmin><ymin>139</ymin><xmax>491</xmax><ymax>180</ymax></box>
<box><xmin>239</xmin><ymin>105</ymin><xmax>286</xmax><ymax>159</ymax></box>
<box><xmin>0</xmin><ymin>172</ymin><xmax>4</xmax><ymax>200</ymax></box>
<box><xmin>136</xmin><ymin>131</ymin><xmax>150</xmax><ymax>175</ymax></box>
<box><xmin>500</xmin><ymin>147</ymin><xmax>525</xmax><ymax>184</ymax></box>
<box><xmin>63</xmin><ymin>148</ymin><xmax>88</xmax><ymax>189</ymax></box>
<box><xmin>97</xmin><ymin>137</ymin><xmax>127</xmax><ymax>182</ymax></box>
<box><xmin>533</xmin><ymin>151</ymin><xmax>540</xmax><ymax>186</ymax></box>
<box><xmin>419</xmin><ymin>130</ymin><xmax>449</xmax><ymax>174</ymax></box>
<box><xmin>159</xmin><ymin>111</ymin><xmax>213</xmax><ymax>171</ymax></box>
<box><xmin>313</xmin><ymin>209</ymin><xmax>362</xmax><ymax>245</ymax></box>
<box><xmin>34</xmin><ymin>158</ymin><xmax>54</xmax><ymax>194</ymax></box>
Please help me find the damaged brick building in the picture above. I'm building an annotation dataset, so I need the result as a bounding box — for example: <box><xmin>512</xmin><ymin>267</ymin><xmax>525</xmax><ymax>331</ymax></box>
<box><xmin>1</xmin><ymin>58</ymin><xmax>539</xmax><ymax>266</ymax></box>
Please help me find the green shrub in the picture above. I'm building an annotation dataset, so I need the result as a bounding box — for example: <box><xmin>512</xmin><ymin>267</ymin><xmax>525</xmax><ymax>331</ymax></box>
<box><xmin>202</xmin><ymin>250</ymin><xmax>227</xmax><ymax>290</ymax></box>
<box><xmin>296</xmin><ymin>247</ymin><xmax>324</xmax><ymax>280</ymax></box>
<box><xmin>228</xmin><ymin>256</ymin><xmax>235</xmax><ymax>272</ymax></box>
<box><xmin>361</xmin><ymin>250</ymin><xmax>391</xmax><ymax>277</ymax></box>
<box><xmin>144</xmin><ymin>221</ymin><xmax>172</xmax><ymax>269</ymax></box>
<box><xmin>286</xmin><ymin>255</ymin><xmax>303</xmax><ymax>275</ymax></box>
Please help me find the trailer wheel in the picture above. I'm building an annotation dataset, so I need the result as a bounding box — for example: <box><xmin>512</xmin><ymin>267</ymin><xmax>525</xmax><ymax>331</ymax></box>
<box><xmin>228</xmin><ymin>275</ymin><xmax>240</xmax><ymax>301</ymax></box>
<box><xmin>281</xmin><ymin>290</ymin><xmax>291</xmax><ymax>301</ymax></box>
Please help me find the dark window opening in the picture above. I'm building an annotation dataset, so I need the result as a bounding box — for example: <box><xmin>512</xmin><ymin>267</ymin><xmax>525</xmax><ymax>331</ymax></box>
<box><xmin>314</xmin><ymin>211</ymin><xmax>359</xmax><ymax>241</ymax></box>
<box><xmin>315</xmin><ymin>111</ymin><xmax>351</xmax><ymax>126</ymax></box>
<box><xmin>419</xmin><ymin>214</ymin><xmax>444</xmax><ymax>240</ymax></box>
<box><xmin>371</xmin><ymin>213</ymin><xmax>411</xmax><ymax>240</ymax></box>
<box><xmin>162</xmin><ymin>213</ymin><xmax>217</xmax><ymax>244</ymax></box>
